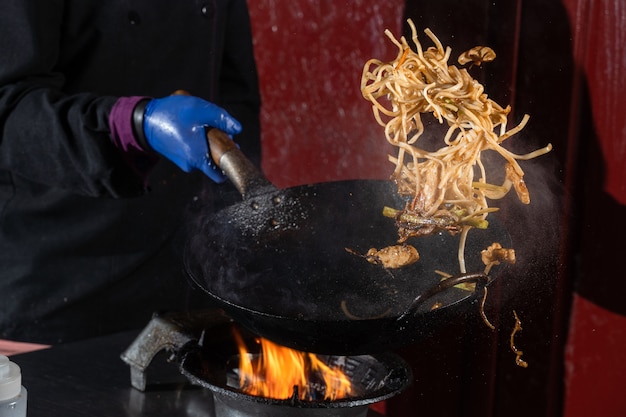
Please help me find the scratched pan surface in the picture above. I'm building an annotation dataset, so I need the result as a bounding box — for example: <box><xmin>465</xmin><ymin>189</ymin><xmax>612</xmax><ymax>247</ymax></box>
<box><xmin>184</xmin><ymin>176</ymin><xmax>510</xmax><ymax>355</ymax></box>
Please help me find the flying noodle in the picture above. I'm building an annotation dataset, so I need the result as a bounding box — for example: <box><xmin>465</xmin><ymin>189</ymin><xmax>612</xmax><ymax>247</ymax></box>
<box><xmin>360</xmin><ymin>19</ymin><xmax>552</xmax><ymax>273</ymax></box>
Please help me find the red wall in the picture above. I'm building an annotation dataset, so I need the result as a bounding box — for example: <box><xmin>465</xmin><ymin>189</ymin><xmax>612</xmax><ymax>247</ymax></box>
<box><xmin>562</xmin><ymin>0</ymin><xmax>626</xmax><ymax>205</ymax></box>
<box><xmin>561</xmin><ymin>0</ymin><xmax>626</xmax><ymax>416</ymax></box>
<box><xmin>248</xmin><ymin>0</ymin><xmax>404</xmax><ymax>189</ymax></box>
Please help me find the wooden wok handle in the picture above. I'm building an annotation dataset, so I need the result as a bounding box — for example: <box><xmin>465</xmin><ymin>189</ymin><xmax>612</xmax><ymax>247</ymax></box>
<box><xmin>206</xmin><ymin>128</ymin><xmax>273</xmax><ymax>198</ymax></box>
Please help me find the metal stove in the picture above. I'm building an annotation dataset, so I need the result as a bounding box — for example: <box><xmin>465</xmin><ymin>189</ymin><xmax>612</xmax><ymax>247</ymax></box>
<box><xmin>121</xmin><ymin>310</ymin><xmax>412</xmax><ymax>417</ymax></box>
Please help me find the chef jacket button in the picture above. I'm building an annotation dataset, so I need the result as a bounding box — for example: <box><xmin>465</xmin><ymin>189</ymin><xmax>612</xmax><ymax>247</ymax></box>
<box><xmin>128</xmin><ymin>10</ymin><xmax>141</xmax><ymax>25</ymax></box>
<box><xmin>200</xmin><ymin>3</ymin><xmax>214</xmax><ymax>18</ymax></box>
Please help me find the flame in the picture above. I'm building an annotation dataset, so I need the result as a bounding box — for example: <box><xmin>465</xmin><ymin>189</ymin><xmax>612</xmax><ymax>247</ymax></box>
<box><xmin>233</xmin><ymin>329</ymin><xmax>352</xmax><ymax>401</ymax></box>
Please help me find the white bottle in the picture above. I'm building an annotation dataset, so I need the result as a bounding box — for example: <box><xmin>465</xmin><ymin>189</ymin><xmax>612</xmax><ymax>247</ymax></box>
<box><xmin>0</xmin><ymin>355</ymin><xmax>27</xmax><ymax>417</ymax></box>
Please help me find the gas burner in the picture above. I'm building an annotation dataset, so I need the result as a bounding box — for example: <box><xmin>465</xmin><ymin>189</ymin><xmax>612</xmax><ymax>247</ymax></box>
<box><xmin>121</xmin><ymin>310</ymin><xmax>412</xmax><ymax>417</ymax></box>
<box><xmin>182</xmin><ymin>347</ymin><xmax>410</xmax><ymax>417</ymax></box>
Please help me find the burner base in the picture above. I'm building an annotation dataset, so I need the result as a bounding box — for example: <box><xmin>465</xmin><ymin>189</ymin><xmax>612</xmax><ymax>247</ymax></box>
<box><xmin>213</xmin><ymin>392</ymin><xmax>370</xmax><ymax>417</ymax></box>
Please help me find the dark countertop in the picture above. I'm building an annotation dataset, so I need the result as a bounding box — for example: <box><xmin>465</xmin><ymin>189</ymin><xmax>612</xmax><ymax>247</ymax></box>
<box><xmin>13</xmin><ymin>330</ymin><xmax>216</xmax><ymax>417</ymax></box>
<box><xmin>11</xmin><ymin>330</ymin><xmax>384</xmax><ymax>417</ymax></box>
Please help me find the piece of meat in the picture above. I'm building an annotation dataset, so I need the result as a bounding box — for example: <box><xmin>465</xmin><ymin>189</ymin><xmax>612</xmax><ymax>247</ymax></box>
<box><xmin>365</xmin><ymin>244</ymin><xmax>420</xmax><ymax>269</ymax></box>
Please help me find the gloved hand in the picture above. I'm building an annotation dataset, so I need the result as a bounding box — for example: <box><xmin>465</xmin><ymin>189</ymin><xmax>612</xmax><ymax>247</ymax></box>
<box><xmin>135</xmin><ymin>95</ymin><xmax>242</xmax><ymax>182</ymax></box>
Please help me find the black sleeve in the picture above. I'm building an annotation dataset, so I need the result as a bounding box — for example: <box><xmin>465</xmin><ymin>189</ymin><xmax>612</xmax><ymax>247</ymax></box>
<box><xmin>0</xmin><ymin>0</ymin><xmax>142</xmax><ymax>197</ymax></box>
<box><xmin>219</xmin><ymin>0</ymin><xmax>262</xmax><ymax>168</ymax></box>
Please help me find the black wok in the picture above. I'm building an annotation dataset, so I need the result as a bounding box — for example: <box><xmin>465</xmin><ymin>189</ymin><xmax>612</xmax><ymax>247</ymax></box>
<box><xmin>184</xmin><ymin>129</ymin><xmax>511</xmax><ymax>354</ymax></box>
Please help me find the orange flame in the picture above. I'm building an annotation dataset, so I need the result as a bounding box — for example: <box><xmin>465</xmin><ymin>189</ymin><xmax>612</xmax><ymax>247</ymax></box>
<box><xmin>233</xmin><ymin>329</ymin><xmax>352</xmax><ymax>401</ymax></box>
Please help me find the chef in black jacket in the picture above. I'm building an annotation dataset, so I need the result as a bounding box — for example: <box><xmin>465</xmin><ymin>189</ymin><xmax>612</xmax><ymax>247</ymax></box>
<box><xmin>0</xmin><ymin>0</ymin><xmax>261</xmax><ymax>344</ymax></box>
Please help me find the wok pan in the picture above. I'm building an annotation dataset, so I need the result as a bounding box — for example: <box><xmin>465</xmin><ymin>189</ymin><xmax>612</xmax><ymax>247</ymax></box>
<box><xmin>184</xmin><ymin>129</ymin><xmax>511</xmax><ymax>354</ymax></box>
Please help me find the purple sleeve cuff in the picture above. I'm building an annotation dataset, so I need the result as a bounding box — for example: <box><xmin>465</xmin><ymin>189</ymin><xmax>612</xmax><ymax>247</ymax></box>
<box><xmin>109</xmin><ymin>96</ymin><xmax>159</xmax><ymax>185</ymax></box>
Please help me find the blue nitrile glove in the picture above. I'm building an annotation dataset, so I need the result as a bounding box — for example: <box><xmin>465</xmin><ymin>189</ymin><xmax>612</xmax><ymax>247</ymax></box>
<box><xmin>135</xmin><ymin>95</ymin><xmax>242</xmax><ymax>182</ymax></box>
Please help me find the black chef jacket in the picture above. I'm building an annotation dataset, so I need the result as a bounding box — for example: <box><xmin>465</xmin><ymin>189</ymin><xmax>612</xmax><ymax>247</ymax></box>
<box><xmin>0</xmin><ymin>0</ymin><xmax>261</xmax><ymax>344</ymax></box>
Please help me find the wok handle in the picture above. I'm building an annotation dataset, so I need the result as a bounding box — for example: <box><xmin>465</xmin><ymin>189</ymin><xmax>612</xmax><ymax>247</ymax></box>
<box><xmin>206</xmin><ymin>128</ymin><xmax>274</xmax><ymax>198</ymax></box>
<box><xmin>396</xmin><ymin>272</ymin><xmax>490</xmax><ymax>321</ymax></box>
